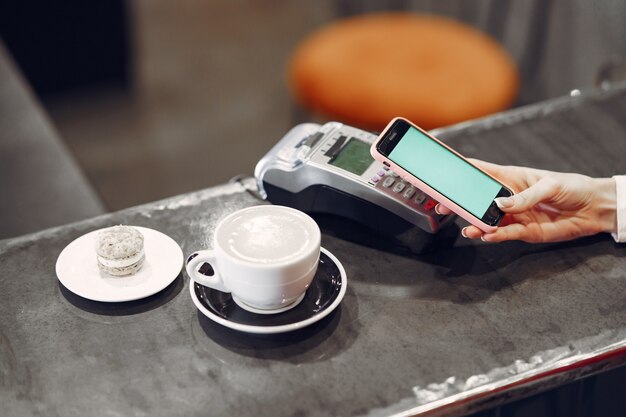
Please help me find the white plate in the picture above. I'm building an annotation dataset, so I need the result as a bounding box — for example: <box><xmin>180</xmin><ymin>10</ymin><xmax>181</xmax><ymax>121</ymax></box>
<box><xmin>56</xmin><ymin>226</ymin><xmax>183</xmax><ymax>302</ymax></box>
<box><xmin>190</xmin><ymin>247</ymin><xmax>347</xmax><ymax>334</ymax></box>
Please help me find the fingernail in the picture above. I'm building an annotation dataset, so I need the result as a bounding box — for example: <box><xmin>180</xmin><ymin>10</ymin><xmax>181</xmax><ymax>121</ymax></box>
<box><xmin>494</xmin><ymin>197</ymin><xmax>513</xmax><ymax>209</ymax></box>
<box><xmin>461</xmin><ymin>227</ymin><xmax>469</xmax><ymax>238</ymax></box>
<box><xmin>434</xmin><ymin>204</ymin><xmax>441</xmax><ymax>215</ymax></box>
<box><xmin>480</xmin><ymin>234</ymin><xmax>487</xmax><ymax>242</ymax></box>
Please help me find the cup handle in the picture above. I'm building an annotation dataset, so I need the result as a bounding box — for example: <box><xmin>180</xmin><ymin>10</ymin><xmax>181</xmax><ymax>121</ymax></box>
<box><xmin>185</xmin><ymin>250</ymin><xmax>229</xmax><ymax>292</ymax></box>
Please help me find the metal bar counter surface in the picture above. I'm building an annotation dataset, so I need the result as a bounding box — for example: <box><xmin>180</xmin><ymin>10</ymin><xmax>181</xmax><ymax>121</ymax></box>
<box><xmin>2</xmin><ymin>83</ymin><xmax>626</xmax><ymax>417</ymax></box>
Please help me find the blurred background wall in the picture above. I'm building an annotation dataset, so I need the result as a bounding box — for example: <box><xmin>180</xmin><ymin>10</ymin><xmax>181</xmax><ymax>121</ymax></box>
<box><xmin>2</xmin><ymin>0</ymin><xmax>625</xmax><ymax>210</ymax></box>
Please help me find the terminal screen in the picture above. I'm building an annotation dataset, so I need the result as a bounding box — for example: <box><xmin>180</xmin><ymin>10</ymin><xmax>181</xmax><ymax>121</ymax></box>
<box><xmin>329</xmin><ymin>138</ymin><xmax>373</xmax><ymax>175</ymax></box>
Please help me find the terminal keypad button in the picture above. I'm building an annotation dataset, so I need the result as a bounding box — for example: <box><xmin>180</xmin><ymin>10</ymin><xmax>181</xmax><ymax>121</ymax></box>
<box><xmin>392</xmin><ymin>181</ymin><xmax>406</xmax><ymax>193</ymax></box>
<box><xmin>382</xmin><ymin>176</ymin><xmax>396</xmax><ymax>188</ymax></box>
<box><xmin>424</xmin><ymin>199</ymin><xmax>438</xmax><ymax>211</ymax></box>
<box><xmin>414</xmin><ymin>192</ymin><xmax>426</xmax><ymax>205</ymax></box>
<box><xmin>403</xmin><ymin>187</ymin><xmax>416</xmax><ymax>199</ymax></box>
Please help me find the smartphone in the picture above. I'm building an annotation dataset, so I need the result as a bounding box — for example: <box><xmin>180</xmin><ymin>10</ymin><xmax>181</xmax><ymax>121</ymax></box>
<box><xmin>371</xmin><ymin>117</ymin><xmax>513</xmax><ymax>233</ymax></box>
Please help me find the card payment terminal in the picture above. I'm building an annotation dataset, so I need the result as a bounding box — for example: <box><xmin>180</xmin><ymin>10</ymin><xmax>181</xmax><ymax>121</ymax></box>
<box><xmin>255</xmin><ymin>122</ymin><xmax>455</xmax><ymax>238</ymax></box>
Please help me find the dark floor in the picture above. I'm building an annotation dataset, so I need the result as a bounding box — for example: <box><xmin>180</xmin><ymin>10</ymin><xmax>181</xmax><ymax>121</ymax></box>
<box><xmin>44</xmin><ymin>0</ymin><xmax>336</xmax><ymax>210</ymax></box>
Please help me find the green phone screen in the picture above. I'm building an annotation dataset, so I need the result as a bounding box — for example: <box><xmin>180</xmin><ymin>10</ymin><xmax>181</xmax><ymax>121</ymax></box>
<box><xmin>388</xmin><ymin>127</ymin><xmax>502</xmax><ymax>218</ymax></box>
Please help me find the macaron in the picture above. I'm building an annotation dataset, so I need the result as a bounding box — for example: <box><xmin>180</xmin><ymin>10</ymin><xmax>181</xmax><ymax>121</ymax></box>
<box><xmin>95</xmin><ymin>225</ymin><xmax>145</xmax><ymax>276</ymax></box>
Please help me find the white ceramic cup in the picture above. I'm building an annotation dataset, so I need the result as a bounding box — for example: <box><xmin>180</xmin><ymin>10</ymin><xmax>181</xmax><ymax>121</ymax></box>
<box><xmin>186</xmin><ymin>205</ymin><xmax>321</xmax><ymax>313</ymax></box>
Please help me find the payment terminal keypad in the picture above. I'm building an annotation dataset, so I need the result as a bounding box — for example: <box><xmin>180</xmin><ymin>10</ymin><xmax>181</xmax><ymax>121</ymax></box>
<box><xmin>370</xmin><ymin>166</ymin><xmax>439</xmax><ymax>214</ymax></box>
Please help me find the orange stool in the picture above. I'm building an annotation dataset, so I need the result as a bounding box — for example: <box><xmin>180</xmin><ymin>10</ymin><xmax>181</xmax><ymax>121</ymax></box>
<box><xmin>288</xmin><ymin>13</ymin><xmax>519</xmax><ymax>131</ymax></box>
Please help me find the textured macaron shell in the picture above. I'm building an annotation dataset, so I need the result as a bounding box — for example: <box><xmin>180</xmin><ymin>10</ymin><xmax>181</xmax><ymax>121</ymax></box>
<box><xmin>95</xmin><ymin>226</ymin><xmax>145</xmax><ymax>276</ymax></box>
<box><xmin>96</xmin><ymin>226</ymin><xmax>144</xmax><ymax>260</ymax></box>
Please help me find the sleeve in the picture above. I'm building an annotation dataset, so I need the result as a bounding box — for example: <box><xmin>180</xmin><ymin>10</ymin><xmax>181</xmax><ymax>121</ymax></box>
<box><xmin>612</xmin><ymin>175</ymin><xmax>626</xmax><ymax>243</ymax></box>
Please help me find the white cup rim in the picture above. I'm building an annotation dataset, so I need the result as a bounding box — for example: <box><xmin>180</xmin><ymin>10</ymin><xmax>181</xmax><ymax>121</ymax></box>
<box><xmin>213</xmin><ymin>205</ymin><xmax>321</xmax><ymax>269</ymax></box>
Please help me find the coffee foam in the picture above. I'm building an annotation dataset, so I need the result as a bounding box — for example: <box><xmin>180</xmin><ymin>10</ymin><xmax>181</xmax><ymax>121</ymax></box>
<box><xmin>218</xmin><ymin>211</ymin><xmax>316</xmax><ymax>264</ymax></box>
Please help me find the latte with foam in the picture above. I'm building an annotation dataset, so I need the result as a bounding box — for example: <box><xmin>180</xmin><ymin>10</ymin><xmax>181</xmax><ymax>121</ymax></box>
<box><xmin>218</xmin><ymin>210</ymin><xmax>316</xmax><ymax>264</ymax></box>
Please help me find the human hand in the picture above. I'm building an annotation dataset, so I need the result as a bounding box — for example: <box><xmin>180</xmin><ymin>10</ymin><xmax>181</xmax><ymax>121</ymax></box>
<box><xmin>435</xmin><ymin>159</ymin><xmax>617</xmax><ymax>243</ymax></box>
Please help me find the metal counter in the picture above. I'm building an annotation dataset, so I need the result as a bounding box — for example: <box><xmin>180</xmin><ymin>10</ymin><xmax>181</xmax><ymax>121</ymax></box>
<box><xmin>1</xmin><ymin>83</ymin><xmax>626</xmax><ymax>416</ymax></box>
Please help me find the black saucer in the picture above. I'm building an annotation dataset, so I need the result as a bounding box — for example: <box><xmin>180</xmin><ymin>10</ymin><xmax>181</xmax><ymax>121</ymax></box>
<box><xmin>191</xmin><ymin>248</ymin><xmax>346</xmax><ymax>333</ymax></box>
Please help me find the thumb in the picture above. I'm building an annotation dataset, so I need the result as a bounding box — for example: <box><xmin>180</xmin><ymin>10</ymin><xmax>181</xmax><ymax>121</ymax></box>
<box><xmin>494</xmin><ymin>177</ymin><xmax>560</xmax><ymax>214</ymax></box>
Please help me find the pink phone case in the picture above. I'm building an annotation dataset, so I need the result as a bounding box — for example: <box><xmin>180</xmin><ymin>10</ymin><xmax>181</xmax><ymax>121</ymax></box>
<box><xmin>371</xmin><ymin>117</ymin><xmax>510</xmax><ymax>234</ymax></box>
